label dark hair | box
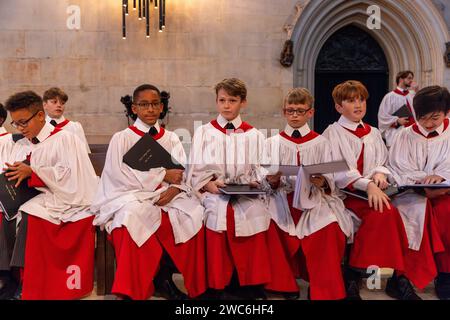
[413,85,450,119]
[121,84,170,121]
[396,70,414,85]
[43,87,68,103]
[4,91,44,113]
[0,103,6,126]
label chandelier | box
[122,0,166,39]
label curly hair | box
[121,84,170,121]
[0,103,6,126]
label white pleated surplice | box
[388,124,450,250]
[378,90,414,147]
[186,120,271,237]
[18,123,99,225]
[265,129,353,240]
[91,119,204,247]
[322,122,392,190]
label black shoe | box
[385,275,421,300]
[435,273,450,300]
[154,278,189,300]
[344,267,362,300]
[9,283,22,300]
[0,276,18,300]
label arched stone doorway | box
[290,0,449,130]
[314,25,389,133]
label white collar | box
[284,123,310,137]
[338,116,364,131]
[0,127,7,135]
[416,121,445,137]
[34,122,55,143]
[46,115,66,124]
[217,114,242,129]
[134,117,160,133]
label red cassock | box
[273,192,347,300]
[109,212,207,300]
[22,173,95,300]
[206,203,299,293]
[342,124,408,272]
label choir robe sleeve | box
[378,94,399,133]
[71,121,91,154]
[388,128,450,185]
[187,126,223,191]
[322,124,391,191]
[165,131,190,193]
[29,131,98,206]
[99,131,166,201]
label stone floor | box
[84,271,439,300]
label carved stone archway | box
[291,0,449,96]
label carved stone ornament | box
[445,42,450,68]
[280,0,309,67]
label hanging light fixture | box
[121,0,167,39]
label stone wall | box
[0,0,299,143]
[0,0,448,144]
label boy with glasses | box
[265,88,353,300]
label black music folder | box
[398,182,450,191]
[123,133,184,171]
[393,104,413,118]
[0,173,41,220]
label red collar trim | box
[210,119,253,134]
[279,130,320,144]
[129,125,165,140]
[54,119,70,128]
[342,123,372,138]
[412,118,449,138]
[394,89,409,96]
[0,132,10,137]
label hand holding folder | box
[393,104,413,118]
[0,172,41,220]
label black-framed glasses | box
[133,101,162,110]
[283,107,312,116]
[10,110,40,129]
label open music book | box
[262,160,349,177]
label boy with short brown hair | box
[323,80,416,300]
[187,78,298,299]
[43,87,90,153]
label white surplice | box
[186,115,271,237]
[265,123,353,240]
[46,115,91,153]
[18,122,99,225]
[0,127,15,170]
[91,118,204,247]
[322,116,392,192]
[388,121,450,250]
[378,88,415,147]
